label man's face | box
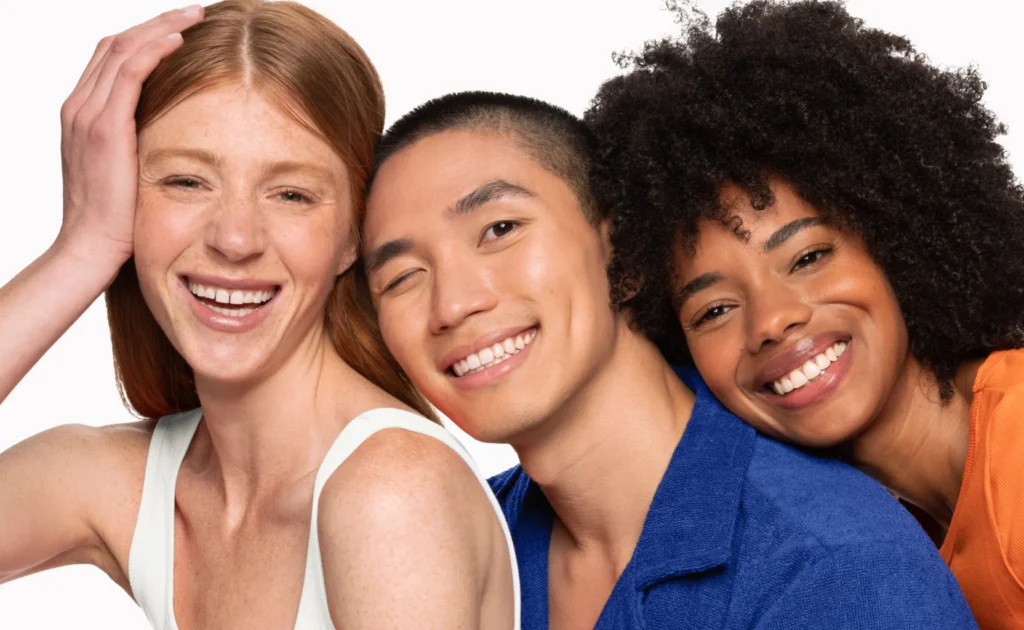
[363,130,618,444]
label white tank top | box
[127,407,521,629]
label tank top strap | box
[127,409,203,630]
[294,408,521,629]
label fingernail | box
[181,4,202,17]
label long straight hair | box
[106,0,436,421]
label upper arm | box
[317,429,502,629]
[754,542,978,629]
[0,422,147,585]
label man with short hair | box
[360,91,976,629]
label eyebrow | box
[673,272,723,310]
[761,217,823,253]
[365,179,535,278]
[142,147,223,168]
[673,216,826,308]
[260,160,337,182]
[364,238,413,276]
[449,179,535,217]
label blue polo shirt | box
[489,368,977,629]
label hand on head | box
[58,5,204,271]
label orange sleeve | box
[986,379,1024,587]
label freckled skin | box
[134,84,355,386]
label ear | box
[336,239,358,276]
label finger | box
[78,5,204,120]
[97,33,186,130]
[72,36,116,96]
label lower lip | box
[181,278,278,334]
[447,334,536,390]
[764,342,853,411]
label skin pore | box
[364,129,694,629]
[673,178,975,528]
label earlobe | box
[337,243,358,276]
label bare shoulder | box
[0,419,156,586]
[319,422,496,542]
[316,419,505,627]
[3,418,154,481]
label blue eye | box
[278,190,313,204]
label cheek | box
[132,196,195,291]
[378,306,431,384]
[688,330,744,398]
[271,215,345,285]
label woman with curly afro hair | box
[586,0,1024,625]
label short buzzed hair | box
[370,91,599,220]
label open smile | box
[181,275,281,333]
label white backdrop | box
[1,0,1022,627]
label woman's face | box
[134,83,355,385]
[671,179,909,447]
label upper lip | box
[754,332,851,388]
[439,325,537,372]
[182,272,281,291]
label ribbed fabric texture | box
[941,348,1024,629]
[490,367,979,629]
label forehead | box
[363,130,570,242]
[688,181,823,251]
[138,84,344,170]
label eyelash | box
[380,220,523,295]
[166,176,203,189]
[481,220,520,243]
[691,302,735,329]
[689,245,836,329]
[791,245,835,272]
[163,178,314,204]
[382,270,415,294]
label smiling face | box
[672,179,909,447]
[134,83,356,386]
[363,130,618,443]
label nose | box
[744,283,812,353]
[204,191,266,263]
[429,257,498,334]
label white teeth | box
[187,280,277,317]
[451,327,538,377]
[770,341,849,396]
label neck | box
[514,319,694,567]
[844,355,980,528]
[191,327,369,507]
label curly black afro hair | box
[585,0,1024,396]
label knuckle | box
[109,33,135,56]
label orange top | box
[941,348,1024,629]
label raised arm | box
[318,429,515,629]
[0,6,201,403]
[0,6,203,585]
